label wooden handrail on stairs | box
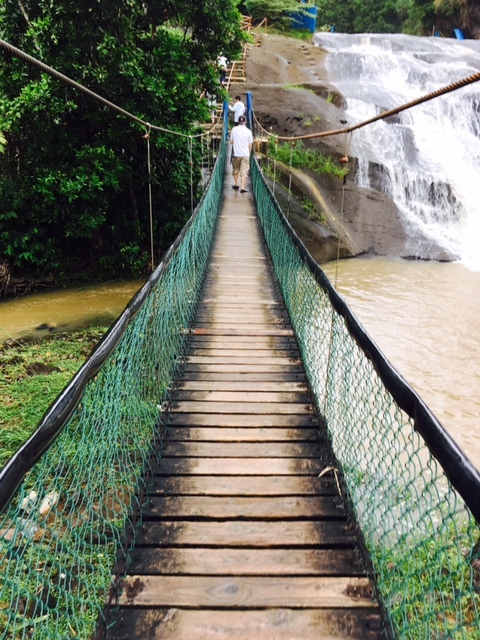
[224,15,268,89]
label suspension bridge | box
[1,43,480,639]
[106,158,382,639]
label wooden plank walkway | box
[108,164,385,639]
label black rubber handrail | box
[252,154,480,524]
[0,121,226,513]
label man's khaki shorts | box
[232,156,250,177]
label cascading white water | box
[313,33,480,269]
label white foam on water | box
[314,33,480,269]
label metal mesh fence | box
[251,155,480,640]
[0,117,227,640]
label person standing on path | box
[230,115,253,193]
[217,53,228,86]
[229,95,245,125]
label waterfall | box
[313,33,480,269]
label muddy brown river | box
[0,279,145,341]
[322,256,480,470]
[1,260,479,471]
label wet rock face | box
[243,34,458,264]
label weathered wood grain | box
[126,547,364,576]
[108,608,383,640]
[165,427,318,441]
[135,520,354,547]
[161,442,323,458]
[148,475,336,496]
[143,495,344,519]
[170,401,313,414]
[175,379,306,391]
[118,576,374,608]
[156,457,325,475]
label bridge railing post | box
[246,91,253,134]
[223,100,230,139]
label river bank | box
[0,326,108,467]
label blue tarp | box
[290,5,318,33]
[454,28,465,40]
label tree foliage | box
[245,0,307,29]
[0,0,243,280]
[315,0,453,34]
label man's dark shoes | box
[240,189,247,193]
[232,185,239,190]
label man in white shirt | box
[217,54,228,85]
[229,95,245,125]
[230,115,253,193]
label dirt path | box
[232,33,412,264]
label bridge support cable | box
[250,141,480,639]
[252,68,480,144]
[0,111,229,639]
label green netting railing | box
[251,155,480,640]
[0,113,228,640]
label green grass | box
[282,83,315,94]
[0,326,108,468]
[302,197,326,223]
[268,138,347,179]
[374,519,480,639]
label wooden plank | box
[182,364,303,374]
[192,328,294,336]
[118,576,374,608]
[143,495,343,519]
[188,348,300,358]
[170,401,313,414]
[166,427,319,441]
[177,372,308,382]
[125,547,364,576]
[200,285,279,292]
[134,520,353,547]
[195,322,285,330]
[189,335,297,346]
[203,273,274,280]
[185,356,301,366]
[175,380,306,392]
[191,300,284,314]
[161,442,323,458]
[108,608,383,640]
[156,457,324,475]
[168,413,316,427]
[148,475,336,496]
[200,292,280,307]
[195,318,286,326]
[172,390,308,403]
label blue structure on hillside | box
[291,0,318,33]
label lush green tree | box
[0,0,243,279]
[245,0,307,29]
[401,0,435,33]
[316,0,355,33]
[352,0,403,32]
[315,0,437,33]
